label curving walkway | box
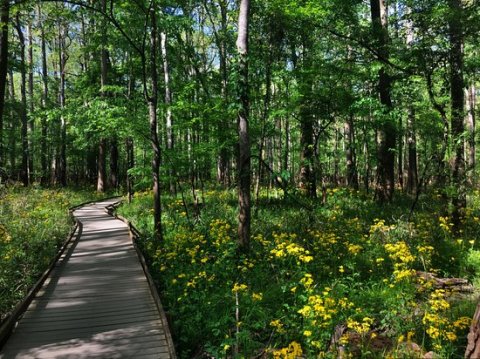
[0,198,175,359]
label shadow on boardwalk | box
[0,198,175,359]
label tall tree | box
[14,15,30,186]
[38,5,49,186]
[449,0,466,227]
[370,0,395,202]
[149,2,163,241]
[0,0,9,169]
[161,28,174,193]
[27,21,34,182]
[97,0,108,192]
[236,0,251,249]
[57,17,68,186]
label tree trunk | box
[236,0,251,250]
[97,140,106,192]
[126,137,134,202]
[449,0,466,228]
[371,0,395,202]
[39,5,49,186]
[8,70,15,178]
[217,0,230,186]
[160,30,175,194]
[15,16,30,187]
[0,0,9,168]
[406,106,418,194]
[27,21,34,182]
[299,93,316,198]
[97,0,108,192]
[110,138,118,188]
[283,118,289,175]
[466,83,475,185]
[58,21,67,186]
[255,44,272,203]
[345,114,359,189]
[398,116,403,190]
[149,5,163,242]
[466,302,480,358]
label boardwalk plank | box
[0,199,175,358]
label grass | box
[0,185,106,321]
[118,186,480,358]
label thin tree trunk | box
[97,0,108,192]
[449,0,466,228]
[58,21,67,186]
[236,0,251,250]
[283,118,289,174]
[8,70,15,178]
[216,0,230,186]
[406,106,418,194]
[398,116,403,190]
[97,139,106,192]
[38,5,49,186]
[110,138,118,188]
[149,4,163,241]
[466,83,475,184]
[126,137,134,202]
[345,114,359,189]
[0,0,9,168]
[255,44,272,204]
[299,96,316,197]
[334,127,339,185]
[15,16,30,187]
[27,22,34,182]
[160,30,175,194]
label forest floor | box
[118,186,480,358]
[1,185,480,358]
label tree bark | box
[58,20,67,186]
[255,44,273,203]
[299,87,316,198]
[97,0,108,192]
[0,0,9,168]
[149,4,163,241]
[466,302,480,358]
[7,70,15,178]
[406,106,418,194]
[236,0,251,250]
[27,22,34,182]
[126,136,134,202]
[15,16,30,187]
[466,83,475,185]
[371,0,395,202]
[345,114,358,189]
[160,29,175,194]
[217,0,230,186]
[109,138,118,188]
[38,5,49,186]
[449,0,466,228]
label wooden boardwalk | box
[0,198,175,359]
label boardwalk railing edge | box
[0,214,82,350]
[105,201,178,359]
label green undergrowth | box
[118,187,480,358]
[0,186,106,321]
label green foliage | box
[0,187,102,321]
[118,187,480,358]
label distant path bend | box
[0,198,175,359]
